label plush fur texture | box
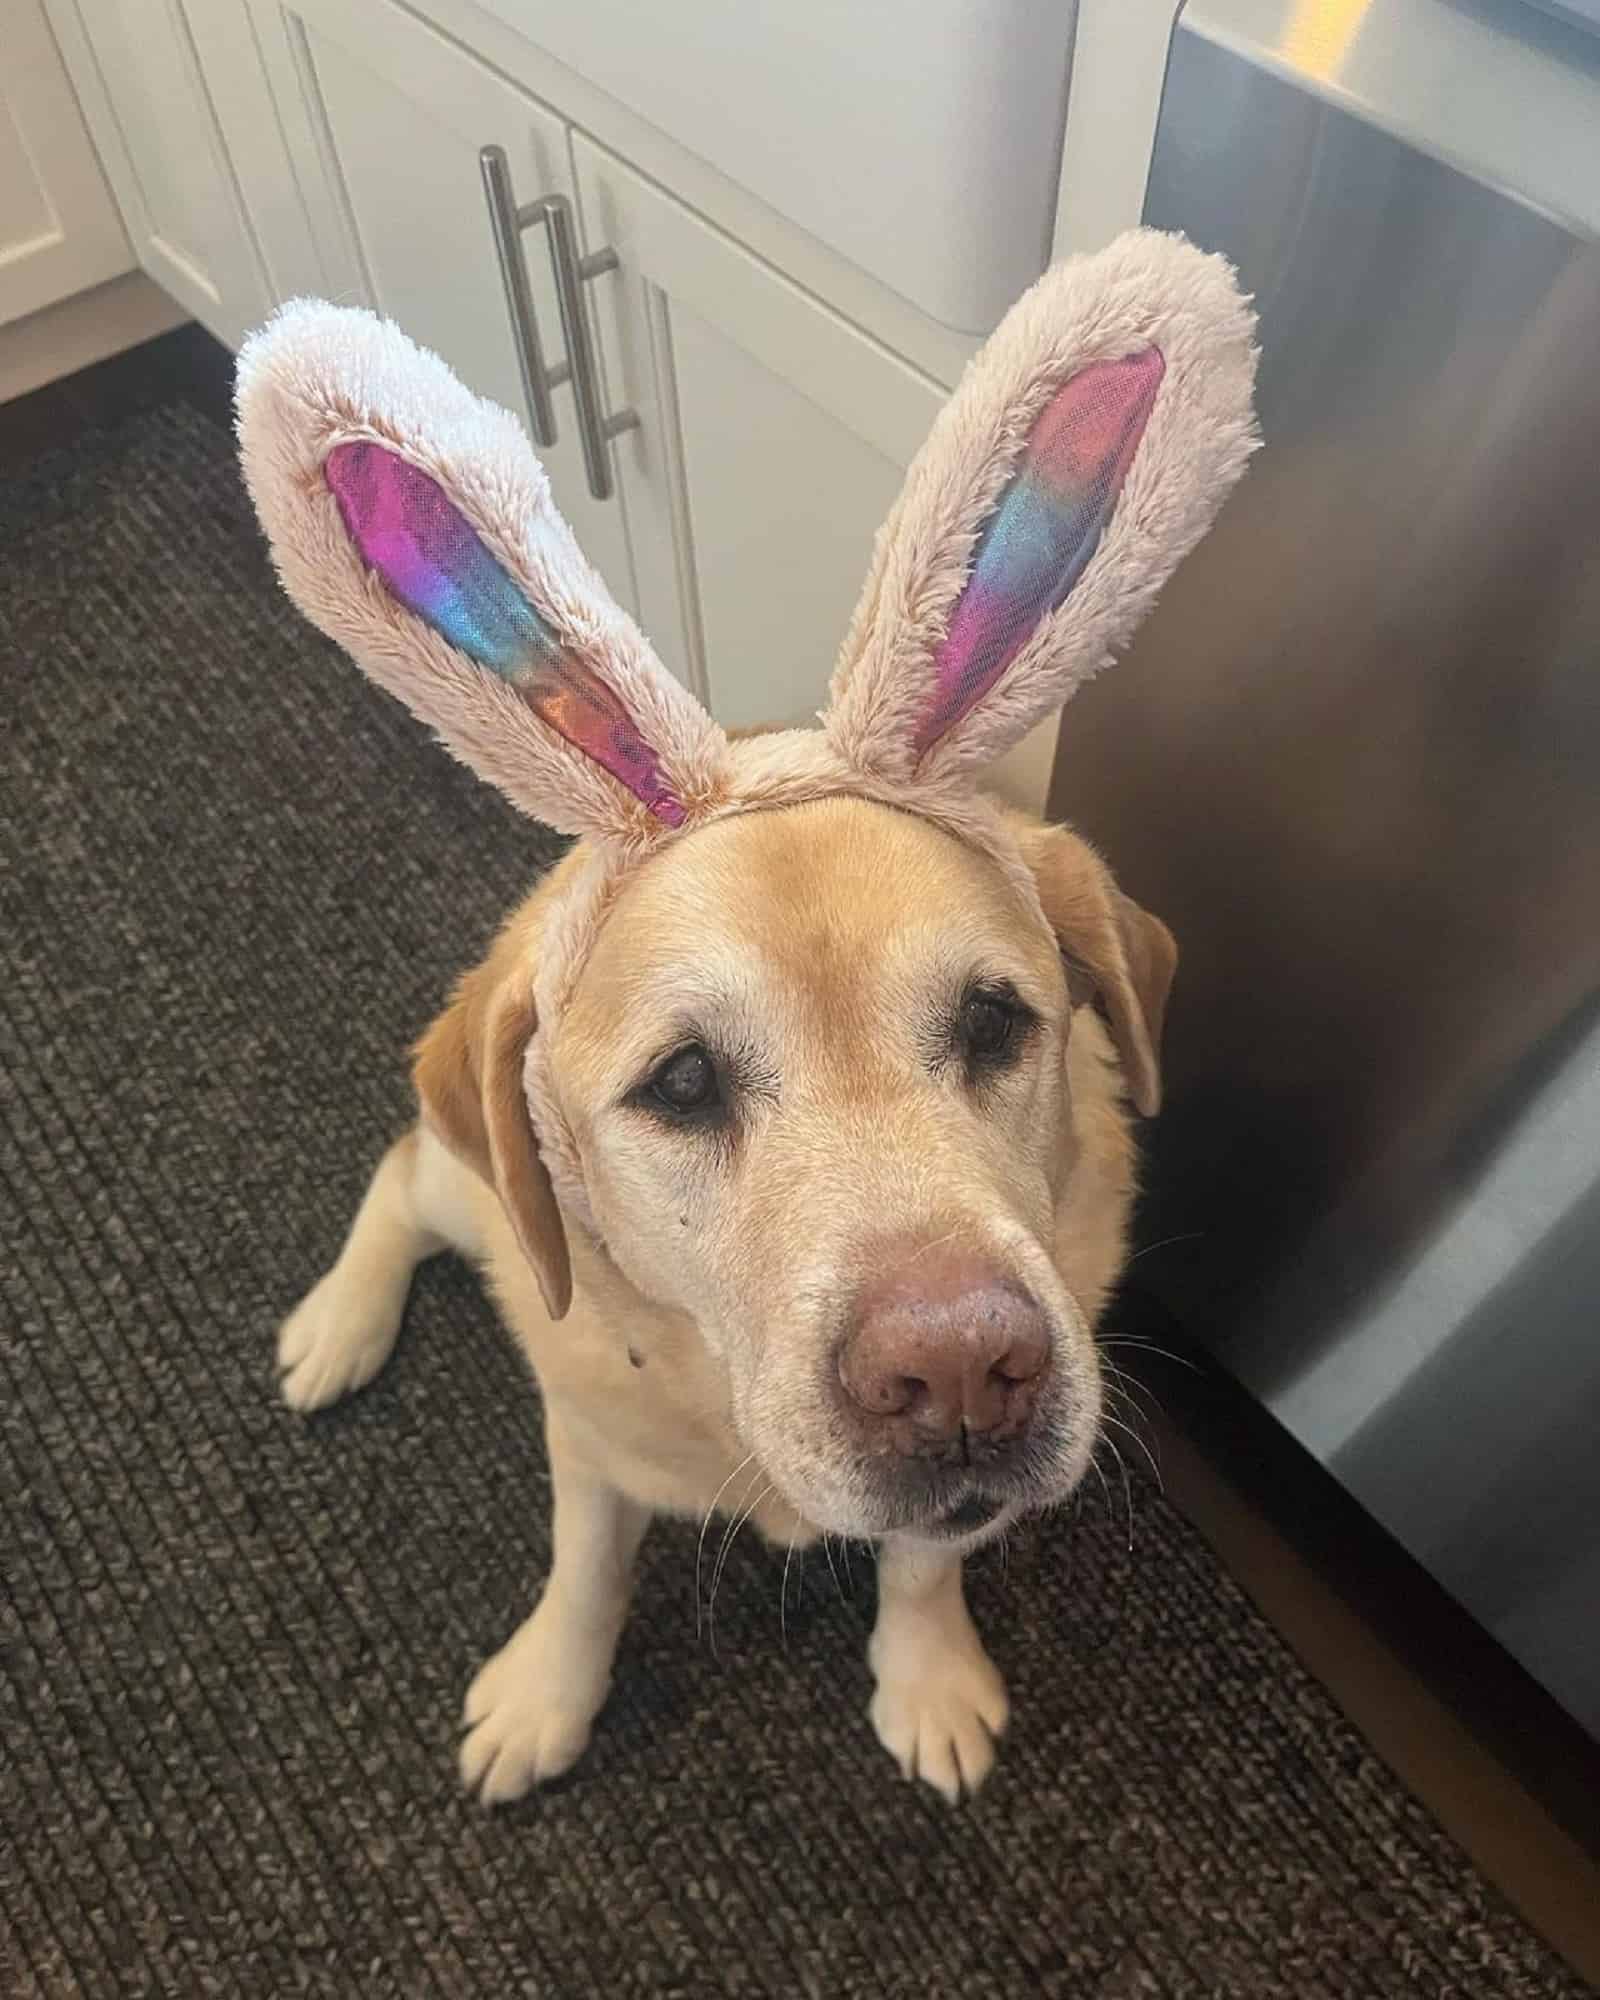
[826,231,1260,785]
[235,302,728,850]
[236,232,1257,1223]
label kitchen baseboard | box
[0,271,184,408]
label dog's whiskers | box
[1087,1451,1115,1523]
[1123,1230,1205,1267]
[1099,1335,1202,1376]
[1099,1380,1164,1459]
[706,1469,772,1657]
[820,1534,847,1605]
[1100,1407,1163,1493]
[1098,1362,1166,1473]
[1099,1431,1136,1553]
[695,1452,756,1641]
[779,1531,802,1649]
[1098,1354,1162,1415]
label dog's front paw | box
[458,1607,609,1806]
[277,1267,403,1411]
[868,1626,1010,1805]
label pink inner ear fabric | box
[914,347,1165,758]
[324,440,685,825]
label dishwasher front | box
[1050,0,1600,1741]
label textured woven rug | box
[1,394,1583,1999]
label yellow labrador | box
[278,795,1173,1801]
[238,229,1254,1803]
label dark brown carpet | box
[0,392,1585,1999]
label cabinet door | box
[572,134,942,728]
[1,0,133,326]
[252,0,634,617]
[43,0,272,345]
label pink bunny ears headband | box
[236,226,1257,976]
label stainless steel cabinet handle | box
[478,143,568,449]
[478,147,637,500]
[536,191,639,502]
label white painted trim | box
[1053,0,1182,259]
[1038,0,1186,817]
[1,0,135,325]
[0,269,184,403]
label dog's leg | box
[277,1124,479,1411]
[868,1538,1009,1803]
[460,1415,651,1804]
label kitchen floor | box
[3,325,1595,1998]
[1130,1344,1600,1985]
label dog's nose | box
[838,1245,1051,1453]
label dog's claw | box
[277,1268,404,1411]
[457,1608,608,1805]
[869,1643,1009,1803]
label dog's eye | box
[649,1045,719,1116]
[953,983,1036,1078]
[961,991,1016,1058]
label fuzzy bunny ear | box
[236,301,724,843]
[824,231,1258,786]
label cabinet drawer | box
[471,0,1073,334]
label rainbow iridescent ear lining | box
[236,231,1257,857]
[822,231,1258,789]
[913,348,1164,759]
[236,303,724,847]
[323,441,687,825]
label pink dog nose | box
[838,1244,1051,1453]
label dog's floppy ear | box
[412,916,571,1319]
[236,300,724,844]
[1018,821,1177,1119]
[823,230,1257,788]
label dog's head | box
[565,797,1174,1537]
[410,795,1173,1541]
[237,232,1253,1540]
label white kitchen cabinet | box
[31,0,1062,803]
[250,0,636,629]
[249,0,946,730]
[570,136,945,728]
[42,0,273,346]
[1,0,133,327]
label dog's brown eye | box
[651,1045,718,1114]
[950,982,1037,1081]
[961,993,1015,1058]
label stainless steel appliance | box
[1051,0,1600,1737]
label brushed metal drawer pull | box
[535,190,639,502]
[479,148,637,500]
[478,143,567,448]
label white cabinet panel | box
[468,0,1071,333]
[667,305,905,730]
[1,0,133,326]
[45,0,272,344]
[571,134,943,730]
[180,2,329,303]
[254,0,634,617]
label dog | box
[277,789,1174,1802]
[238,230,1255,1803]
